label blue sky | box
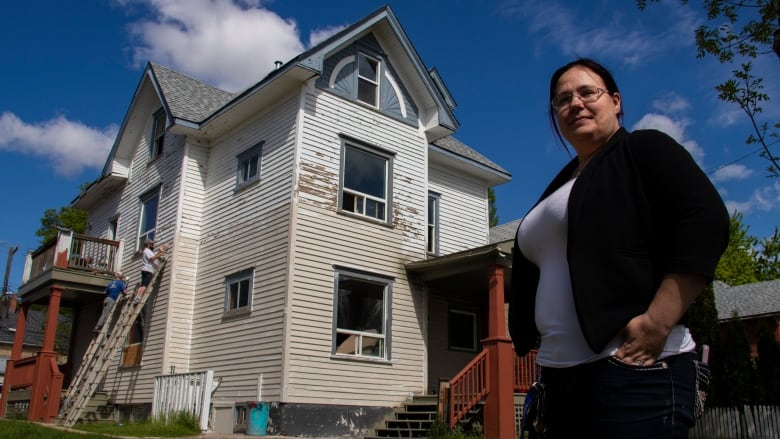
[1,0,778,292]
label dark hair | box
[548,58,624,151]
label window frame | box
[338,138,394,224]
[236,142,263,189]
[332,267,392,361]
[448,308,479,352]
[427,192,440,256]
[121,304,148,367]
[356,52,380,107]
[137,188,160,251]
[150,109,166,160]
[224,268,254,318]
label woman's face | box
[553,66,621,157]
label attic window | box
[151,109,166,160]
[357,53,379,107]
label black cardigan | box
[508,128,729,356]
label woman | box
[508,58,729,438]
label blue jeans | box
[538,352,697,439]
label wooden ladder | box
[59,261,167,427]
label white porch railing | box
[152,370,215,431]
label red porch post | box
[28,285,64,422]
[481,264,514,439]
[0,298,27,418]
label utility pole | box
[2,245,19,318]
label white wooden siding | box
[102,81,189,404]
[186,93,299,402]
[429,166,489,255]
[285,88,429,406]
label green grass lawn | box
[0,412,200,438]
[0,420,112,439]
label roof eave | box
[429,144,511,186]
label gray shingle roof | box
[0,309,46,346]
[713,279,780,320]
[149,62,235,124]
[489,219,522,244]
[432,136,509,176]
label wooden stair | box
[366,395,438,438]
[365,394,483,438]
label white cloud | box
[631,113,705,164]
[0,112,117,177]
[498,0,701,67]
[309,25,347,48]
[724,181,780,214]
[711,164,753,183]
[651,93,691,114]
[752,181,780,211]
[126,0,306,92]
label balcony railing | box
[24,230,121,283]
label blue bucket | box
[246,402,269,436]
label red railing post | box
[0,301,28,418]
[28,285,64,422]
[482,264,514,439]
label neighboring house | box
[713,279,780,356]
[1,6,515,436]
[0,308,44,391]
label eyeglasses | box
[551,86,610,110]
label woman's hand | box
[615,312,671,366]
[615,272,707,366]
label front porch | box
[407,240,531,439]
[0,230,121,422]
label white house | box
[2,6,514,436]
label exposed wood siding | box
[429,166,489,255]
[187,94,299,402]
[285,88,428,406]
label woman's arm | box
[615,273,707,365]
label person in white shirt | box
[132,239,168,303]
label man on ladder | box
[133,239,168,304]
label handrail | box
[444,349,538,428]
[448,349,489,427]
[513,350,538,393]
[26,232,120,281]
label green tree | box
[488,187,498,227]
[754,319,780,404]
[686,284,726,403]
[637,0,780,176]
[36,207,88,244]
[718,315,756,405]
[755,226,780,280]
[715,212,760,285]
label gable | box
[315,33,418,126]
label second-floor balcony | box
[19,230,123,304]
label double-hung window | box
[357,52,380,107]
[427,192,440,256]
[333,269,391,359]
[236,142,263,188]
[137,189,160,250]
[340,141,392,222]
[151,109,166,160]
[225,269,253,316]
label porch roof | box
[405,241,513,299]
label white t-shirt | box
[141,247,157,273]
[517,178,695,367]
